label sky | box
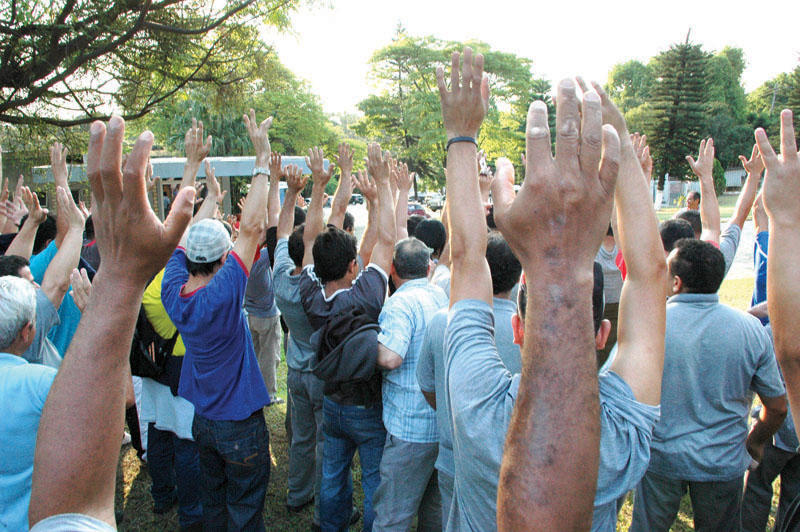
[264,0,800,114]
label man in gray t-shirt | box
[631,239,787,532]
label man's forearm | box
[699,174,721,242]
[328,171,351,228]
[376,181,395,246]
[358,200,379,264]
[240,174,268,235]
[446,143,484,264]
[277,189,299,240]
[41,228,83,308]
[302,182,328,266]
[730,172,760,228]
[4,219,39,258]
[179,161,202,190]
[30,275,142,526]
[395,189,409,240]
[267,176,281,228]
[498,275,599,531]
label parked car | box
[426,193,444,211]
[408,202,430,218]
[349,193,364,205]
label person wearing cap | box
[161,111,274,531]
[370,237,448,531]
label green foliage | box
[355,28,551,191]
[606,60,654,113]
[713,158,726,196]
[788,65,800,144]
[643,41,709,189]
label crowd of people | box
[2,46,800,532]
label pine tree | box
[645,35,709,190]
[787,64,800,145]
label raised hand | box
[204,160,226,203]
[687,138,715,180]
[335,142,354,177]
[285,164,309,194]
[306,146,335,184]
[145,159,156,191]
[492,80,620,268]
[758,110,800,227]
[56,186,84,230]
[753,192,768,234]
[87,117,195,285]
[353,169,377,204]
[78,200,90,220]
[478,166,495,202]
[14,174,24,204]
[21,187,48,225]
[269,152,283,180]
[237,197,246,212]
[740,144,765,177]
[366,143,391,185]
[436,47,489,140]
[243,109,273,167]
[69,268,92,313]
[393,161,413,192]
[184,118,212,165]
[50,142,69,183]
[631,133,653,182]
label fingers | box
[579,90,603,176]
[462,48,473,89]
[450,52,460,93]
[751,143,759,162]
[123,130,155,209]
[436,66,448,100]
[525,101,553,177]
[555,79,581,166]
[686,155,697,170]
[163,186,196,247]
[100,116,125,202]
[755,128,778,168]
[780,109,798,161]
[491,157,516,225]
[598,125,621,195]
[87,121,107,202]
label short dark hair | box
[312,226,358,283]
[518,261,604,335]
[294,206,307,226]
[407,214,426,237]
[687,190,701,202]
[659,219,695,252]
[343,211,355,233]
[18,214,57,255]
[668,238,725,294]
[486,231,521,295]
[0,255,31,277]
[185,255,224,276]
[393,238,430,280]
[288,224,305,268]
[413,219,446,257]
[675,209,701,237]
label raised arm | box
[302,147,335,267]
[40,187,85,310]
[233,110,272,272]
[328,142,353,228]
[5,187,48,258]
[267,152,283,228]
[365,143,396,273]
[687,138,721,244]
[29,117,195,528]
[277,165,308,240]
[179,119,212,191]
[493,79,620,531]
[759,109,800,437]
[50,143,70,248]
[354,169,379,265]
[590,80,666,406]
[393,161,412,241]
[729,144,765,229]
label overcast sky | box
[265,0,799,114]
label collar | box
[667,293,719,304]
[493,297,517,312]
[395,277,430,293]
[0,352,27,367]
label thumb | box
[164,187,195,246]
[491,158,516,225]
[739,155,747,167]
[686,156,696,168]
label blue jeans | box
[192,411,270,532]
[320,397,385,532]
[147,423,203,528]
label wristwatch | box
[252,166,269,177]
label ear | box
[595,319,611,351]
[19,321,35,346]
[390,262,397,278]
[512,313,524,346]
[672,274,683,295]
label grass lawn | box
[117,274,776,531]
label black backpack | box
[129,305,179,379]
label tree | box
[355,28,551,190]
[605,60,654,113]
[0,0,302,127]
[644,37,709,189]
[788,64,800,144]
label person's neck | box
[602,235,615,251]
[184,272,215,294]
[494,290,512,301]
[324,277,352,298]
[4,340,28,357]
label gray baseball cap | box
[185,219,233,263]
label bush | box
[713,158,726,196]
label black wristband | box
[446,136,478,151]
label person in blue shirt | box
[162,111,273,532]
[0,275,57,532]
[371,237,448,530]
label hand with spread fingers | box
[285,164,309,194]
[243,109,273,168]
[184,118,212,166]
[353,169,377,205]
[335,142,354,178]
[687,138,715,180]
[631,133,653,182]
[306,146,335,186]
[269,152,283,181]
[740,143,765,177]
[366,143,391,185]
[436,47,489,140]
[69,268,92,313]
[21,187,48,225]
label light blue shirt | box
[378,277,447,443]
[649,293,786,482]
[0,353,57,531]
[444,300,659,532]
[272,238,317,372]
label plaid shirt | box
[378,277,448,442]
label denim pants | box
[192,411,270,532]
[287,369,325,522]
[320,397,385,532]
[742,440,800,531]
[147,423,203,528]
